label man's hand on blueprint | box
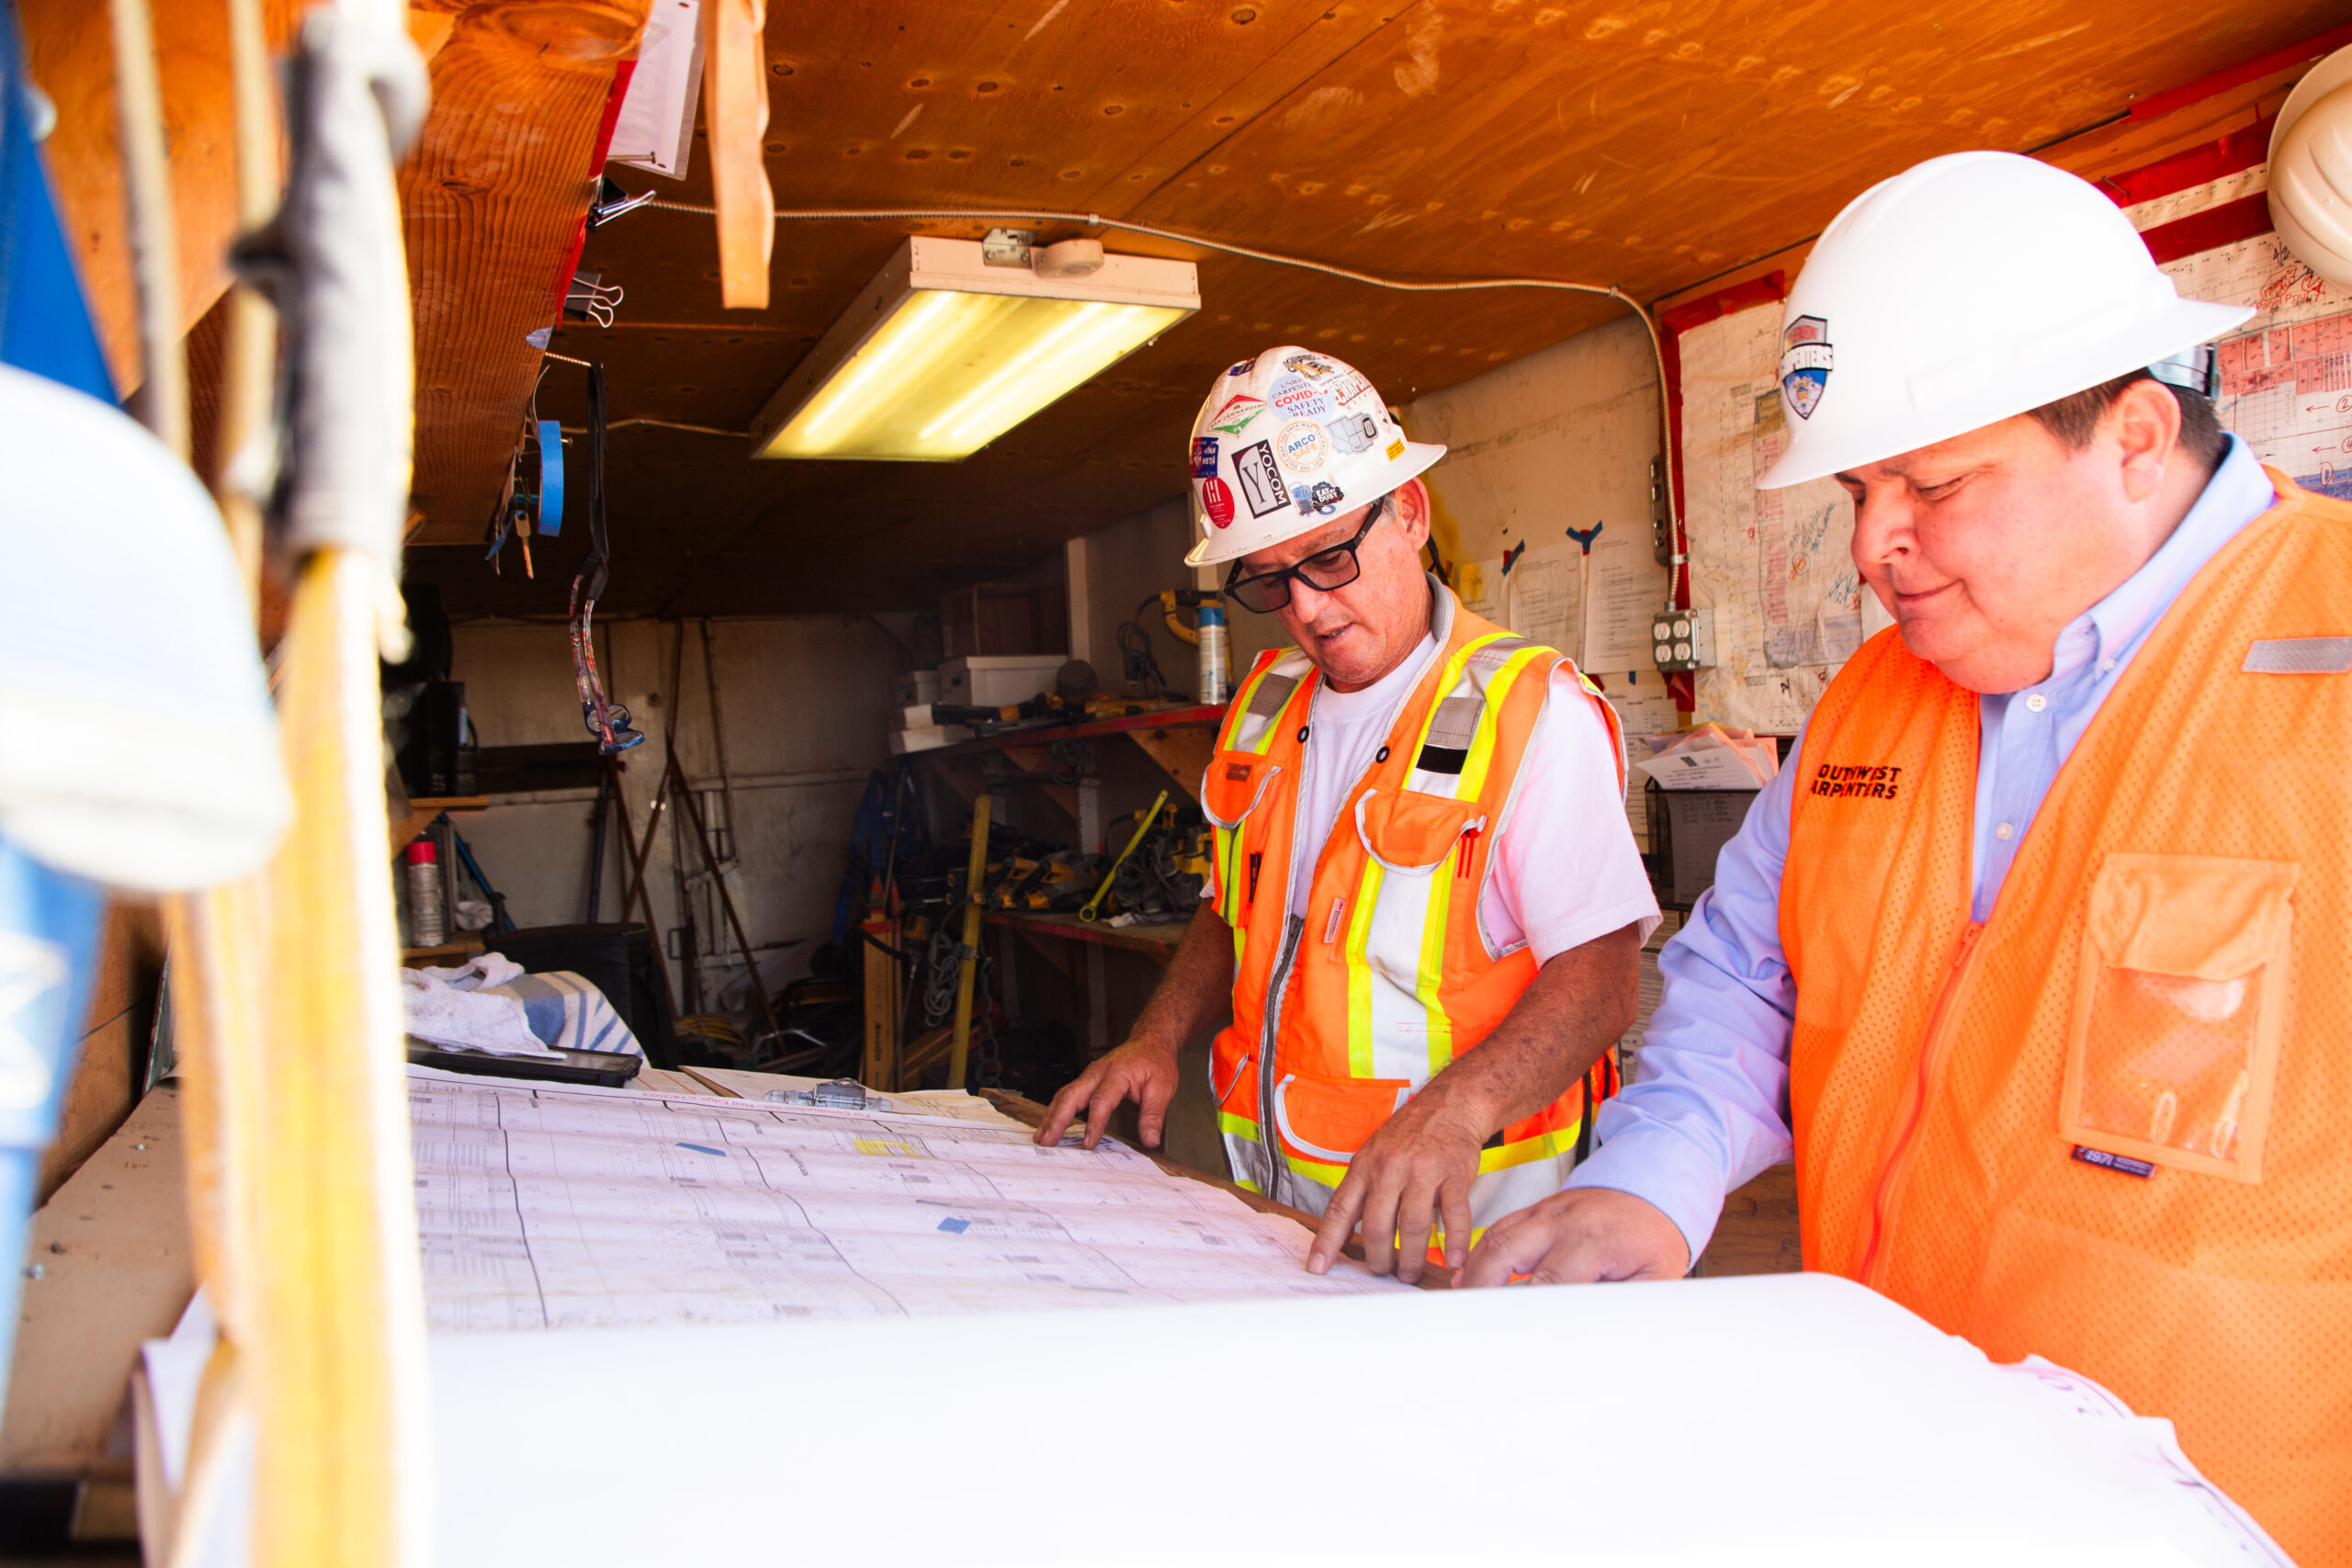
[1034,1037,1182,1152]
[1304,1080,1489,1286]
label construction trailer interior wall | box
[445,616,900,1003]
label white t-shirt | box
[1271,635,1661,962]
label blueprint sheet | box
[408,1067,1403,1330]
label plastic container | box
[939,655,1067,708]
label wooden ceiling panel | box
[404,0,2352,620]
[1124,0,2350,299]
[401,0,652,539]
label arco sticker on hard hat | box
[1191,436,1219,479]
[1278,419,1327,471]
[1202,477,1236,527]
[1233,440,1290,517]
[1780,316,1834,421]
[1209,394,1264,435]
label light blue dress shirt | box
[1566,435,2283,1259]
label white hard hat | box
[0,366,290,891]
[2268,44,2352,290]
[1182,346,1444,567]
[1756,152,2253,491]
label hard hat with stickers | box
[1182,346,1445,567]
[1754,152,2251,491]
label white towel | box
[401,956,644,1060]
[401,958,557,1058]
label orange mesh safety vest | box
[1781,470,2352,1567]
[1201,581,1623,1249]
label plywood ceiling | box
[403,0,2349,620]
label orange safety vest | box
[1200,580,1623,1247]
[1781,469,2352,1567]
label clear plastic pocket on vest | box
[2061,854,2296,1183]
[1202,750,1280,831]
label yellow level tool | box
[1080,790,1169,924]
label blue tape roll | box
[536,419,563,536]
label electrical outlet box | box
[1651,607,1715,672]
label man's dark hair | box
[2025,371,2226,465]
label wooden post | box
[947,796,991,1089]
[861,911,899,1090]
[701,0,771,309]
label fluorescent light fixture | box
[752,236,1200,461]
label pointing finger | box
[1032,1066,1102,1146]
[1306,1172,1368,1275]
[1439,1171,1476,1273]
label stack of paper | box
[1634,722,1781,790]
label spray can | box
[404,838,447,948]
[1197,599,1229,705]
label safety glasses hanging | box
[1220,493,1390,615]
[569,362,643,754]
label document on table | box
[408,1067,1404,1331]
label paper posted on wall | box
[1677,305,1866,733]
[1503,543,1581,652]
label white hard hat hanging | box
[2268,43,2352,291]
[1755,152,2253,491]
[1182,346,1446,567]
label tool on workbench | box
[947,795,992,1089]
[1081,789,1169,923]
[1111,805,1211,921]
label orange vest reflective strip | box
[1781,470,2352,1568]
[1203,582,1623,1249]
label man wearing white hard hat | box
[1462,151,2349,1565]
[1034,347,1659,1283]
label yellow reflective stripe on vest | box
[1335,633,1517,1081]
[1211,649,1315,939]
[1401,639,1551,1077]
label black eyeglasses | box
[1221,495,1392,614]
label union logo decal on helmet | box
[1208,394,1264,435]
[1780,314,1834,421]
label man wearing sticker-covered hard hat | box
[1462,149,2349,1565]
[1033,347,1660,1283]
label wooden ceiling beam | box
[401,0,651,546]
[17,0,301,395]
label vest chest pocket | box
[2061,854,2297,1184]
[1352,788,1482,875]
[1202,750,1281,832]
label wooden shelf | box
[987,908,1189,959]
[394,795,492,849]
[921,703,1223,760]
[401,938,484,965]
[910,704,1225,807]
